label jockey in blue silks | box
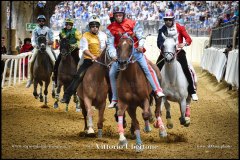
[106,6,165,108]
[26,15,55,88]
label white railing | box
[1,50,60,88]
[2,52,33,88]
[201,47,239,89]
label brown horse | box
[76,48,112,138]
[53,38,80,112]
[115,33,165,152]
[32,33,53,105]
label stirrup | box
[108,100,118,109]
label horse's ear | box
[162,32,167,40]
[131,33,136,39]
[36,32,39,37]
[44,32,47,36]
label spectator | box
[52,39,60,50]
[20,38,33,78]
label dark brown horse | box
[115,33,164,152]
[32,33,53,105]
[53,38,80,112]
[76,48,112,138]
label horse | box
[76,48,112,138]
[159,32,195,132]
[53,38,80,112]
[32,33,54,105]
[115,33,164,152]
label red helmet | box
[163,10,175,19]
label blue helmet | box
[37,15,46,21]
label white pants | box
[28,46,55,79]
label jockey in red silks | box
[106,5,165,108]
[156,10,198,101]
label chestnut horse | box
[76,48,112,138]
[115,33,165,152]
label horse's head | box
[162,32,178,63]
[116,33,134,71]
[37,33,47,53]
[59,38,70,57]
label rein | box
[92,49,113,68]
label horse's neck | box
[122,63,140,81]
[164,58,178,84]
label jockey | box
[61,15,107,103]
[53,18,82,85]
[107,6,165,108]
[156,10,198,101]
[26,15,55,88]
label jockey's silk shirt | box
[31,26,54,47]
[106,18,145,58]
[59,28,82,47]
[80,31,107,59]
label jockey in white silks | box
[26,15,55,88]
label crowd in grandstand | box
[50,1,239,36]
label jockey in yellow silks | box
[61,15,107,103]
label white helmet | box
[88,15,101,26]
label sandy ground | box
[1,65,239,159]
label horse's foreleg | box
[51,75,56,98]
[84,98,95,136]
[117,101,128,147]
[128,106,143,152]
[33,80,39,99]
[165,100,173,129]
[97,102,106,138]
[39,81,44,102]
[142,99,152,133]
[184,95,192,127]
[74,94,81,112]
[54,84,61,109]
[179,99,187,125]
[44,80,50,105]
[154,97,167,137]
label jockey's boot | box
[108,100,118,109]
[60,70,85,104]
[191,93,198,101]
[155,89,165,98]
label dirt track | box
[2,65,239,159]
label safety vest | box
[83,32,101,59]
[107,18,139,48]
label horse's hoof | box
[53,102,58,109]
[34,96,38,99]
[179,117,186,125]
[76,108,81,112]
[143,126,152,133]
[149,116,155,124]
[153,121,159,128]
[98,129,103,138]
[134,144,144,153]
[166,119,173,129]
[184,117,190,127]
[159,130,167,138]
[40,98,44,102]
[118,139,128,147]
[52,92,55,98]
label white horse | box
[157,32,196,137]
